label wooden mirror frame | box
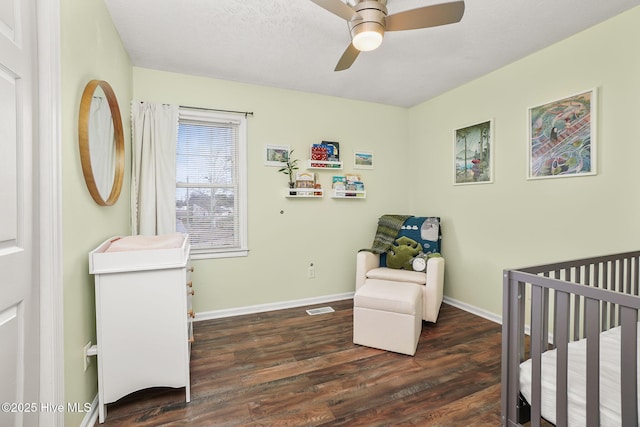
[78,79,125,206]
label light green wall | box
[60,0,132,425]
[408,6,640,316]
[132,68,411,313]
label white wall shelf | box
[331,189,366,199]
[285,188,324,198]
[306,160,343,170]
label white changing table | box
[89,233,194,423]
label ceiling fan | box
[310,0,465,71]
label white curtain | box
[130,102,179,235]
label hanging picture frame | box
[527,89,596,179]
[354,151,374,169]
[454,120,493,185]
[264,145,291,167]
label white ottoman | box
[353,279,423,356]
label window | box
[175,108,247,258]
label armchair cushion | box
[366,267,426,285]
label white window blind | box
[176,108,247,258]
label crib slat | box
[610,261,616,326]
[620,307,638,425]
[624,258,633,295]
[607,261,615,328]
[632,257,640,295]
[602,262,610,329]
[555,291,570,426]
[501,276,527,425]
[573,266,582,340]
[585,297,600,427]
[530,284,544,426]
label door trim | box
[37,0,64,425]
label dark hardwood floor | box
[100,300,503,426]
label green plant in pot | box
[278,150,299,194]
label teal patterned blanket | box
[361,214,413,254]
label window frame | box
[176,107,248,259]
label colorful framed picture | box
[264,145,291,167]
[454,120,493,185]
[528,89,596,179]
[354,151,374,169]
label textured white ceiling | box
[103,0,640,107]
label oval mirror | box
[78,80,125,206]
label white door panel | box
[0,0,39,425]
[0,0,17,43]
[0,67,19,248]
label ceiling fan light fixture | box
[351,22,384,51]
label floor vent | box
[306,306,335,316]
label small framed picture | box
[264,145,291,166]
[354,151,374,169]
[527,89,596,179]
[454,120,493,185]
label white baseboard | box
[443,296,502,325]
[194,293,502,324]
[79,394,99,427]
[194,292,355,322]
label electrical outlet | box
[308,264,315,279]
[83,341,92,372]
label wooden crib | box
[501,251,640,426]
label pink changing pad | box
[105,233,185,252]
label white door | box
[0,0,40,425]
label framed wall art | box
[354,151,374,169]
[528,89,596,179]
[264,145,291,167]
[454,120,493,185]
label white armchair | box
[355,251,445,322]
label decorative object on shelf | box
[321,141,340,161]
[310,142,342,168]
[332,175,346,191]
[454,120,493,185]
[345,173,364,197]
[278,149,300,192]
[354,151,374,169]
[265,144,291,166]
[295,171,316,196]
[331,174,366,198]
[528,89,596,179]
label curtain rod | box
[179,105,254,118]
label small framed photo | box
[454,120,493,185]
[354,151,374,169]
[528,89,596,179]
[264,145,291,167]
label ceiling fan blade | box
[309,0,360,22]
[385,1,465,31]
[335,43,360,71]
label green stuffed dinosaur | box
[386,236,422,270]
